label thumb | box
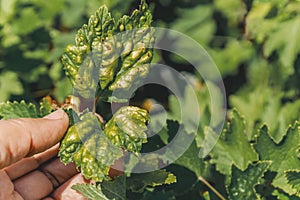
[0,109,69,169]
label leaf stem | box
[198,176,226,200]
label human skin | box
[0,109,88,200]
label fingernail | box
[44,109,65,120]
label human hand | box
[0,110,89,200]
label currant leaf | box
[71,183,110,200]
[205,109,258,175]
[227,161,271,200]
[254,121,300,195]
[0,98,53,119]
[104,106,150,153]
[285,170,300,194]
[59,112,123,182]
[61,0,154,101]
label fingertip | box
[44,109,69,134]
[44,110,69,123]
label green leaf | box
[104,106,150,153]
[0,71,23,102]
[141,190,176,200]
[246,1,300,77]
[11,7,42,35]
[127,169,176,193]
[246,2,277,43]
[285,170,300,193]
[206,109,259,175]
[209,39,254,76]
[263,16,300,76]
[101,176,126,200]
[214,0,246,27]
[59,112,123,182]
[170,5,214,48]
[272,189,300,200]
[254,122,300,195]
[230,86,300,142]
[0,98,54,120]
[174,140,206,178]
[72,183,110,200]
[227,161,271,200]
[0,100,39,119]
[167,77,205,135]
[73,176,126,200]
[39,98,53,116]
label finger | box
[39,158,78,188]
[4,144,59,180]
[51,174,89,200]
[14,170,54,200]
[0,109,69,168]
[0,170,23,200]
[13,160,78,200]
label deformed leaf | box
[61,0,154,101]
[59,112,123,182]
[227,161,271,200]
[104,106,150,153]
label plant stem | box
[198,176,226,200]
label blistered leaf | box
[206,109,258,175]
[254,122,300,195]
[104,106,150,153]
[59,112,123,182]
[227,161,271,200]
[61,0,154,101]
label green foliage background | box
[0,0,299,199]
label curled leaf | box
[59,112,123,182]
[61,0,154,101]
[104,106,150,153]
